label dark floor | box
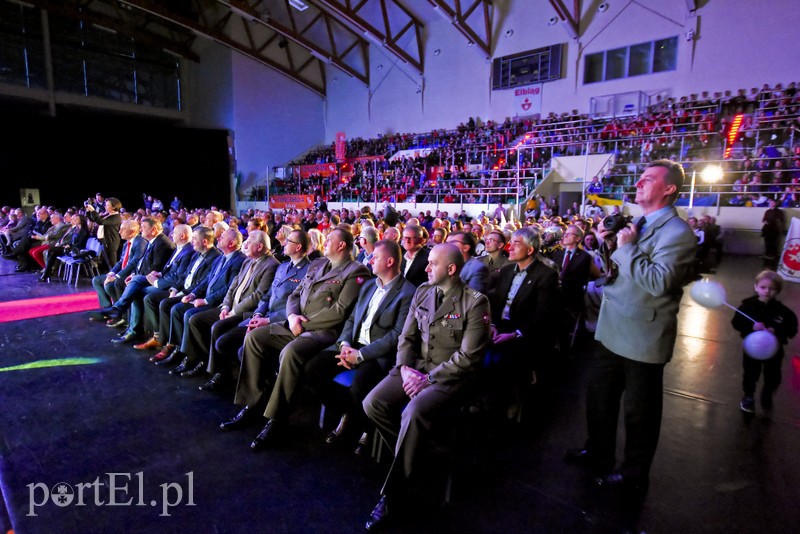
[1,255,799,534]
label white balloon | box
[743,330,780,360]
[690,279,727,308]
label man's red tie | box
[121,241,131,268]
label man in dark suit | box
[148,227,222,359]
[201,229,312,392]
[175,230,279,377]
[400,224,429,287]
[89,219,147,311]
[549,224,597,354]
[131,217,176,277]
[566,160,697,491]
[305,239,416,452]
[221,227,370,449]
[362,243,491,530]
[162,228,246,373]
[550,224,594,314]
[488,227,560,405]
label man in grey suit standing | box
[566,160,697,491]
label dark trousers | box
[586,343,665,480]
[185,310,241,365]
[210,324,248,375]
[742,350,784,397]
[763,233,780,259]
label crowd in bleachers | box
[271,82,800,207]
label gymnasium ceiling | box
[11,0,508,96]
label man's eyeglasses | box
[286,239,300,245]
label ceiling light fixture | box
[288,0,309,12]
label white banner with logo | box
[778,217,800,282]
[513,84,542,116]
[389,148,434,162]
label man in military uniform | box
[362,243,491,531]
[222,227,371,449]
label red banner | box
[269,195,315,210]
[293,163,338,178]
[335,132,346,161]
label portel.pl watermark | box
[27,472,195,517]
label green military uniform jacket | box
[396,280,491,389]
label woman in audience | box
[307,228,325,260]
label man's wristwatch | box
[355,351,364,365]
[426,373,437,384]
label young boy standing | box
[732,270,797,413]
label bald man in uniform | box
[362,243,491,531]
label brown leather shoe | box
[150,344,175,362]
[134,337,162,351]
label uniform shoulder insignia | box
[471,290,484,299]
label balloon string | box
[723,302,757,323]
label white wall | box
[228,54,325,198]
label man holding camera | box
[566,160,696,492]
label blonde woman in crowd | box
[307,228,325,260]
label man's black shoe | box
[200,372,225,392]
[180,361,206,378]
[219,406,259,431]
[250,420,282,451]
[365,495,390,531]
[169,356,190,375]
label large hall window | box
[584,36,678,84]
[0,2,182,110]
